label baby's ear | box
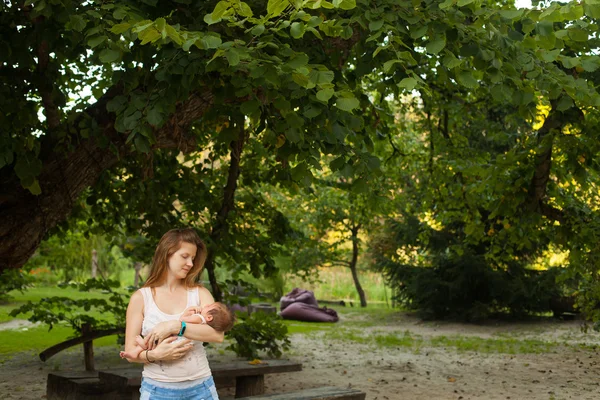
[205,314,213,322]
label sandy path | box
[1,311,600,399]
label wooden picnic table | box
[95,359,302,398]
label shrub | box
[226,311,291,359]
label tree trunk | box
[204,121,247,301]
[91,250,98,279]
[0,87,214,273]
[133,262,142,287]
[349,225,367,307]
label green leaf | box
[99,49,120,63]
[316,88,335,101]
[113,8,128,20]
[165,25,183,45]
[251,24,265,36]
[241,100,261,115]
[568,27,588,42]
[290,22,306,39]
[560,56,580,69]
[267,0,289,17]
[286,53,309,69]
[383,59,400,73]
[212,1,231,19]
[155,18,167,39]
[456,70,478,88]
[309,69,334,85]
[426,38,446,54]
[457,0,474,6]
[111,23,131,35]
[87,35,107,48]
[330,156,346,171]
[69,15,87,32]
[369,20,384,31]
[556,96,574,111]
[201,35,222,49]
[134,136,151,153]
[498,10,523,19]
[204,13,221,25]
[442,52,462,68]
[27,179,42,195]
[146,109,163,126]
[410,25,428,39]
[333,0,356,10]
[439,0,454,9]
[237,2,254,17]
[139,28,161,45]
[226,48,241,66]
[581,56,600,72]
[335,94,360,111]
[398,77,418,90]
[537,21,554,37]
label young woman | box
[123,228,224,400]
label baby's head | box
[203,302,236,332]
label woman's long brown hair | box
[143,228,207,288]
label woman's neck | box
[160,276,185,293]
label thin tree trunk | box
[204,120,246,301]
[134,262,142,287]
[349,224,367,307]
[91,250,98,278]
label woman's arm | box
[123,291,149,364]
[186,285,224,342]
[124,291,194,362]
[143,286,224,347]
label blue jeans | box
[140,376,219,400]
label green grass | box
[316,326,562,355]
[0,285,127,324]
[429,335,557,354]
[0,323,120,357]
[0,285,127,358]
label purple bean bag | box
[280,302,339,322]
[280,288,319,311]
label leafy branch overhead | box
[2,0,600,274]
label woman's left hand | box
[144,320,180,350]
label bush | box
[378,254,564,321]
[0,269,32,303]
[9,278,132,335]
[226,311,291,359]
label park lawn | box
[0,285,127,357]
[0,324,120,356]
[0,285,128,323]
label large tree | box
[2,0,600,275]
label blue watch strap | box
[178,321,187,336]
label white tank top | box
[140,287,212,382]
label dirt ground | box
[1,310,600,400]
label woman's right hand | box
[148,336,193,362]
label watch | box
[178,321,187,337]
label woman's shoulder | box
[190,284,216,304]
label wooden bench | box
[91,359,302,398]
[236,386,366,400]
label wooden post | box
[134,262,142,287]
[91,250,98,278]
[235,375,264,398]
[82,323,94,371]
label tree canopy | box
[2,0,600,312]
